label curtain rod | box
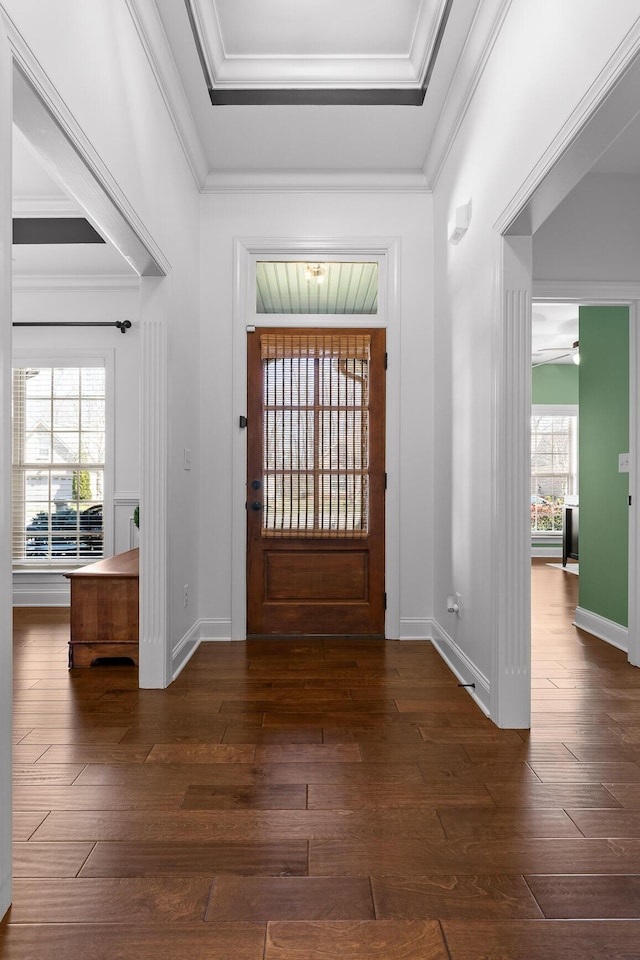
[12,320,132,334]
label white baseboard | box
[531,546,563,558]
[398,618,431,640]
[199,619,234,641]
[429,619,491,716]
[171,618,237,680]
[574,605,628,652]
[12,572,69,606]
[171,621,201,680]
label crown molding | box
[12,275,141,292]
[124,0,209,190]
[533,279,640,302]
[187,0,449,91]
[423,0,513,188]
[12,196,81,217]
[203,169,431,194]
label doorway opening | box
[231,239,401,642]
[531,300,632,653]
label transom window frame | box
[12,347,115,570]
[530,402,579,539]
[247,251,388,327]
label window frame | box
[248,253,388,327]
[12,348,115,570]
[531,402,579,539]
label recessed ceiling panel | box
[215,0,423,58]
[185,0,452,104]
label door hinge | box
[239,415,248,429]
[630,495,633,506]
[383,592,387,610]
[384,352,388,370]
[384,472,388,490]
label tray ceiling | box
[151,0,491,180]
[183,0,452,104]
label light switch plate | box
[619,452,630,473]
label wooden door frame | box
[231,237,401,640]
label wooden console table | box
[64,548,139,668]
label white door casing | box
[231,236,401,641]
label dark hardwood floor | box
[4,559,640,957]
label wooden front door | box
[246,327,386,637]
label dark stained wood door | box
[247,327,386,637]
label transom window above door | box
[256,261,378,315]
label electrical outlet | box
[183,584,189,608]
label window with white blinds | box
[12,364,106,564]
[531,407,578,535]
[261,333,370,538]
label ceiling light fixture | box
[304,264,325,285]
[572,340,580,364]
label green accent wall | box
[578,305,629,627]
[532,363,579,404]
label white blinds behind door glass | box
[261,334,370,538]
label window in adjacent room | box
[12,363,106,565]
[530,404,578,535]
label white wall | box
[432,1,640,716]
[1,0,201,668]
[1,0,202,912]
[198,190,434,639]
[11,281,140,604]
[534,172,640,281]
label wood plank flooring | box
[4,560,640,957]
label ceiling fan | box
[532,340,579,367]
